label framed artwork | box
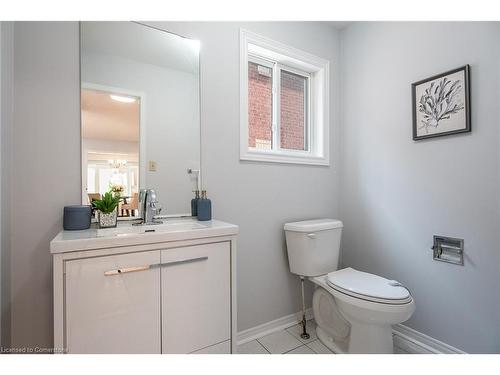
[412,65,470,140]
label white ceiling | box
[81,89,140,142]
[81,21,199,74]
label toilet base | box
[316,321,394,354]
[348,321,394,354]
[316,325,348,354]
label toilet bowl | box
[310,269,415,353]
[284,219,415,354]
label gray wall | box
[1,21,14,349]
[340,22,500,353]
[3,22,340,348]
[0,21,3,346]
[8,22,81,350]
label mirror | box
[80,21,201,218]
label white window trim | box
[240,29,330,166]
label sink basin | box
[96,218,209,237]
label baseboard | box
[237,308,313,345]
[392,324,466,354]
[237,309,465,354]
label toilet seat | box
[326,267,412,305]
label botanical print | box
[418,76,464,133]
[412,66,470,140]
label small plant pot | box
[98,209,117,229]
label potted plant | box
[91,191,121,228]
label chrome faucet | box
[137,189,163,225]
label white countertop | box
[50,218,239,254]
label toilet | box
[284,219,415,354]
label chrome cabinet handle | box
[104,256,208,276]
[160,256,208,267]
[104,265,151,276]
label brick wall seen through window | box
[248,61,308,151]
[248,62,273,150]
[280,70,306,151]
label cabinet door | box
[65,251,161,353]
[161,242,230,353]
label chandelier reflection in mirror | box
[108,159,128,170]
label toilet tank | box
[284,219,343,277]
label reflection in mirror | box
[82,87,141,216]
[80,22,201,218]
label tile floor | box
[237,319,333,354]
[237,319,409,354]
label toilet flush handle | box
[307,233,316,239]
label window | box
[240,29,330,165]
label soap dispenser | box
[191,190,200,216]
[197,190,212,221]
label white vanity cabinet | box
[50,219,238,354]
[161,243,231,353]
[65,250,162,353]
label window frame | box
[240,29,330,166]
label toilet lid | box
[326,268,412,304]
